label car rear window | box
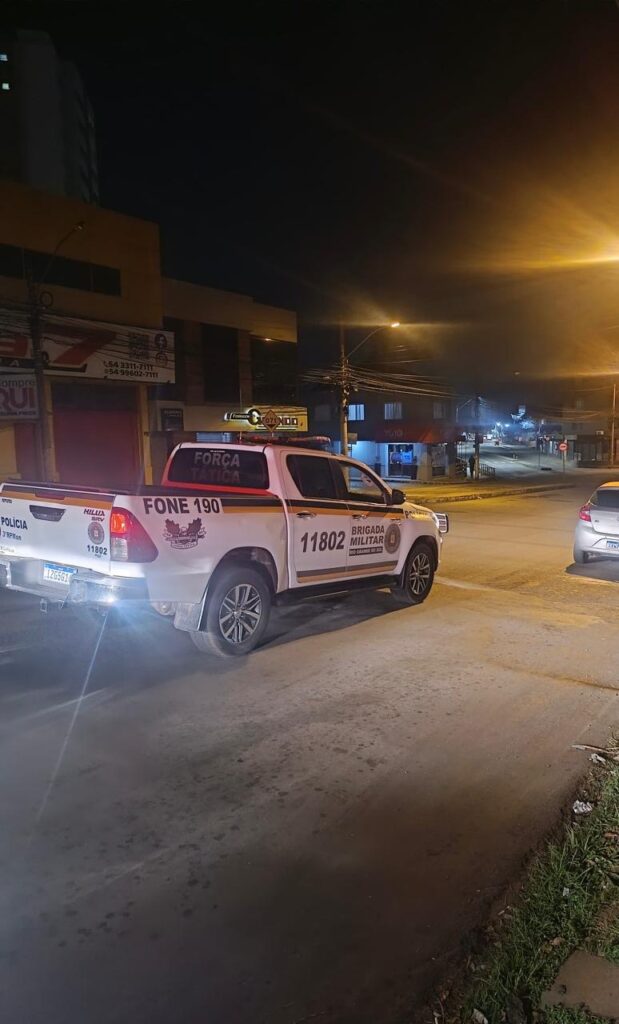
[167,448,269,489]
[593,489,619,509]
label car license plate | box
[43,562,77,585]
[606,540,619,551]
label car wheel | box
[190,565,271,657]
[573,546,590,564]
[392,541,435,607]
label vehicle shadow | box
[0,590,404,702]
[264,590,397,650]
[565,558,619,584]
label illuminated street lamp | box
[339,322,400,452]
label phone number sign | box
[0,311,175,384]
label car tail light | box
[578,503,592,522]
[110,507,158,562]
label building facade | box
[0,30,99,204]
[0,182,302,488]
[0,180,167,487]
[149,278,302,480]
[309,390,459,480]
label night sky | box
[7,1,619,397]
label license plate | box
[43,562,77,585]
[606,540,619,551]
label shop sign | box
[161,407,184,432]
[0,310,175,384]
[0,373,38,419]
[223,406,308,432]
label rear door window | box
[168,448,269,488]
[593,489,619,509]
[286,454,338,500]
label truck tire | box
[190,565,271,657]
[391,541,435,607]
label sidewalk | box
[391,473,573,501]
[386,447,613,504]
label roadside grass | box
[460,752,619,1024]
[543,1010,611,1024]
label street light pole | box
[337,321,400,455]
[27,221,85,479]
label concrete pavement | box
[2,481,619,1024]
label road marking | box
[436,574,602,626]
[436,576,499,594]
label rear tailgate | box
[119,488,286,604]
[590,488,619,536]
[0,482,114,574]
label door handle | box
[352,513,369,519]
[296,511,316,519]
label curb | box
[402,482,575,505]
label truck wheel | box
[391,541,435,607]
[191,566,271,657]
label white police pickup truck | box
[0,442,447,657]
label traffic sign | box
[558,441,568,452]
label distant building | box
[307,390,459,481]
[0,30,99,204]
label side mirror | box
[390,488,406,506]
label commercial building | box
[309,390,459,481]
[560,379,616,466]
[0,30,99,204]
[149,278,302,480]
[0,179,168,487]
[0,181,303,487]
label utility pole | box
[25,221,85,480]
[474,394,481,480]
[339,323,348,455]
[26,269,52,479]
[611,381,617,469]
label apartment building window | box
[348,403,365,421]
[575,397,585,410]
[384,401,402,420]
[433,401,446,419]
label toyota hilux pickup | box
[0,442,448,657]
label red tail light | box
[110,507,158,562]
[579,503,592,522]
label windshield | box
[167,447,269,489]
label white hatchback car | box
[574,482,619,563]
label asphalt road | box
[2,478,619,1024]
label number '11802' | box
[300,530,345,553]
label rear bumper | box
[0,556,148,606]
[574,522,619,556]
